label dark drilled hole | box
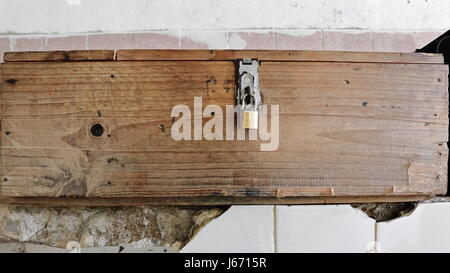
[90,123,104,137]
[244,86,253,105]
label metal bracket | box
[235,59,261,129]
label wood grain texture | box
[116,50,444,64]
[0,59,448,200]
[0,195,431,206]
[3,50,115,62]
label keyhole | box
[243,87,255,105]
[90,123,104,137]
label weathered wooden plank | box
[0,195,431,206]
[3,50,444,64]
[0,60,448,200]
[3,50,115,62]
[116,50,444,64]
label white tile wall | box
[377,203,450,253]
[182,204,377,253]
[181,206,275,253]
[275,205,375,253]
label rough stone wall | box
[0,206,227,251]
[352,203,418,222]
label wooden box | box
[0,50,447,205]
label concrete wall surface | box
[0,0,449,33]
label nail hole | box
[90,123,104,137]
[362,101,368,107]
[5,79,17,84]
[105,181,112,186]
[206,76,216,84]
[107,157,118,164]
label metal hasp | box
[235,58,262,130]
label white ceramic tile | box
[276,205,375,253]
[377,203,450,253]
[181,206,274,253]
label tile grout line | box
[370,31,374,52]
[9,38,15,51]
[274,31,278,50]
[320,29,324,50]
[226,29,229,50]
[412,32,418,49]
[272,205,278,253]
[374,222,378,253]
[0,29,442,39]
[40,36,44,51]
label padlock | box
[236,59,261,130]
[242,109,259,130]
[237,107,259,130]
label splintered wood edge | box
[116,50,444,64]
[2,50,444,64]
[0,195,432,206]
[3,50,115,62]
